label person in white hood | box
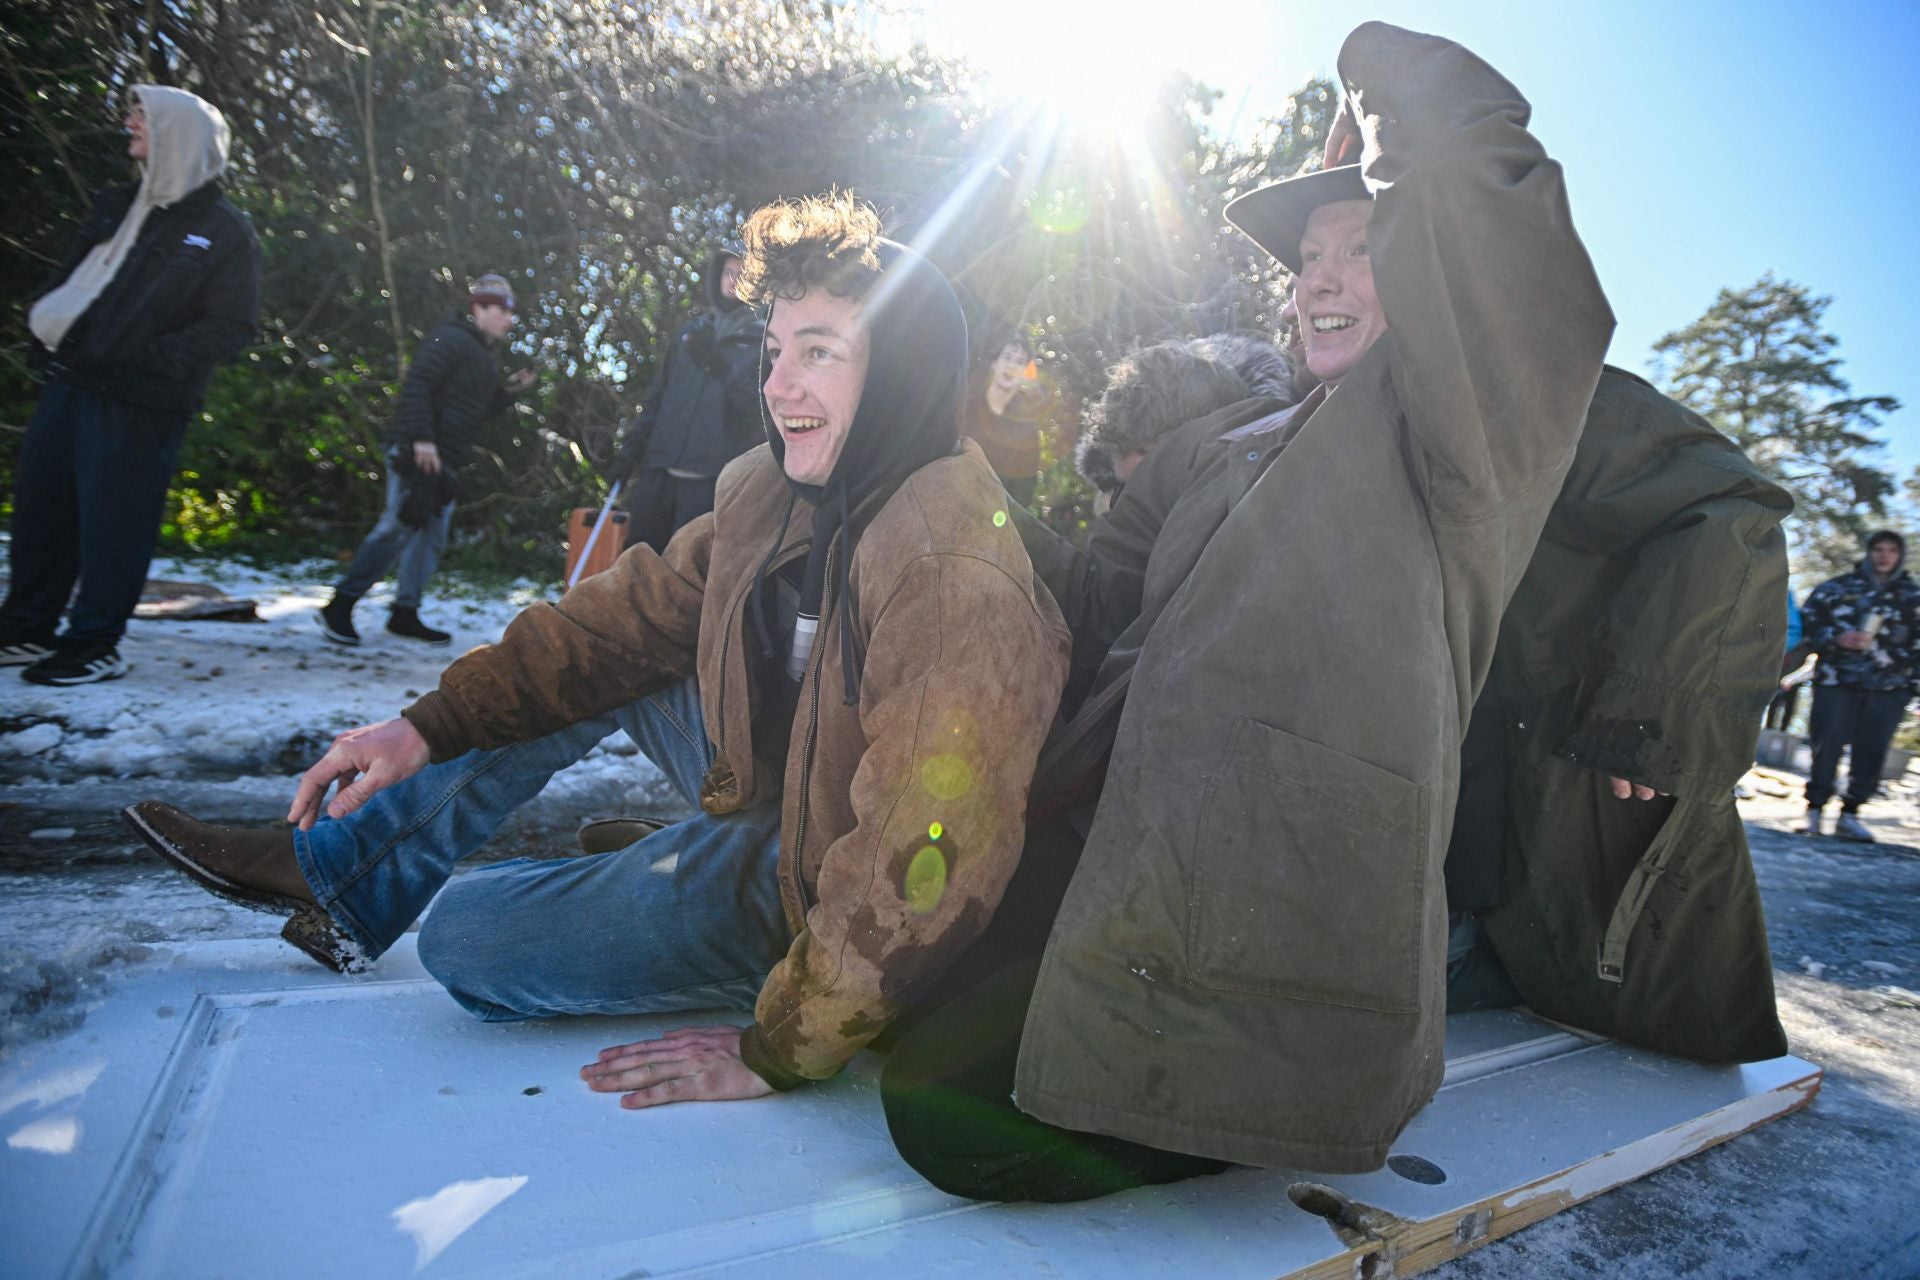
[2,85,260,686]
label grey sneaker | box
[1800,807,1826,836]
[1834,812,1876,843]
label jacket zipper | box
[787,543,839,915]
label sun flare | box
[922,0,1187,133]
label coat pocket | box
[1186,717,1428,1013]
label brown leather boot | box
[123,801,318,912]
[575,816,669,856]
[281,907,366,974]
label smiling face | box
[1294,198,1386,387]
[763,290,872,486]
[126,103,149,161]
[991,341,1030,391]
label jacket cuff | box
[738,1024,809,1092]
[1555,673,1760,799]
[401,691,478,764]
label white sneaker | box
[1800,808,1825,836]
[1834,812,1876,843]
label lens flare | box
[905,845,948,914]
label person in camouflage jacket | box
[1799,530,1920,839]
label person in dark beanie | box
[611,245,764,554]
[1799,530,1920,840]
[318,275,534,646]
[1,86,260,686]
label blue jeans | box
[293,678,791,1020]
[1806,684,1910,810]
[335,448,454,609]
[0,381,188,646]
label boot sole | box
[318,618,361,646]
[280,908,367,974]
[386,631,453,645]
[121,804,316,916]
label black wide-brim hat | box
[1224,164,1368,273]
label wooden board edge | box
[1271,1058,1822,1280]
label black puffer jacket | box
[34,180,260,415]
[378,312,512,470]
[620,249,764,479]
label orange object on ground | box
[564,506,630,586]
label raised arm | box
[1343,20,1615,520]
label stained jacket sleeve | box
[1342,21,1614,523]
[402,516,713,759]
[143,211,260,382]
[1551,382,1795,797]
[740,552,1069,1084]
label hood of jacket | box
[705,244,746,312]
[747,240,967,702]
[1863,529,1908,582]
[135,85,230,209]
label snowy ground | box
[2,561,1918,1277]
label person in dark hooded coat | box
[123,193,1069,1107]
[614,244,767,553]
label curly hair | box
[1075,340,1253,491]
[736,192,886,306]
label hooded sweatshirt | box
[747,240,969,701]
[29,86,231,351]
[1802,531,1920,694]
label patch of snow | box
[6,1114,79,1155]
[1,724,63,757]
[27,829,76,842]
[390,1174,529,1270]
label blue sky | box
[1198,1,1920,478]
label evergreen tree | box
[1652,273,1900,577]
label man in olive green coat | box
[1012,22,1618,1173]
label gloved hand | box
[395,460,460,530]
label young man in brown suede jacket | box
[125,194,1070,1104]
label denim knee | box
[416,880,516,1019]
